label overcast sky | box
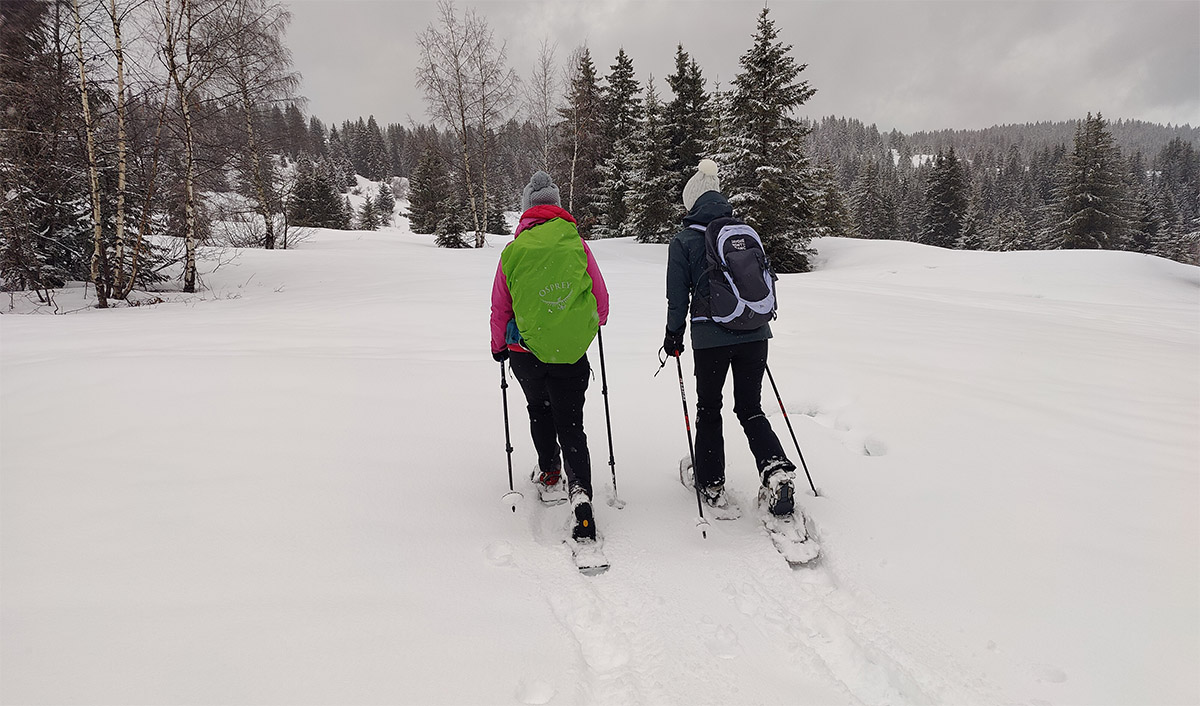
[282,0,1199,134]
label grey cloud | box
[284,0,1199,132]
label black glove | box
[492,349,509,362]
[663,327,685,357]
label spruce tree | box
[850,160,898,240]
[328,126,357,187]
[592,49,642,238]
[664,46,712,197]
[706,81,731,163]
[718,7,819,272]
[375,182,395,226]
[625,79,678,243]
[435,200,470,248]
[919,148,969,248]
[811,166,854,239]
[288,156,350,229]
[409,148,451,235]
[555,48,604,234]
[1052,113,1130,250]
[1151,137,1200,263]
[284,103,308,157]
[0,0,91,291]
[308,116,328,157]
[287,156,319,226]
[357,198,379,230]
[364,116,390,181]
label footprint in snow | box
[1034,663,1068,684]
[515,678,555,705]
[705,625,743,659]
[484,541,515,567]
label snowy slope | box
[2,220,1197,705]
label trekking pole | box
[764,363,818,497]
[499,360,523,512]
[596,328,625,509]
[673,353,709,538]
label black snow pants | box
[509,351,593,498]
[692,339,790,491]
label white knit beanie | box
[682,158,720,211]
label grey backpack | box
[694,216,777,331]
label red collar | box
[515,205,577,236]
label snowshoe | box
[532,466,568,506]
[757,467,819,565]
[760,506,820,566]
[679,456,741,520]
[761,463,796,517]
[566,490,609,574]
[570,490,596,542]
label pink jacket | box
[490,205,609,355]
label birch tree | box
[467,13,517,246]
[524,38,558,172]
[69,0,108,307]
[415,0,516,247]
[157,0,196,291]
[213,0,300,250]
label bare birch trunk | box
[239,70,275,249]
[71,0,108,308]
[477,130,488,247]
[569,110,579,213]
[108,0,130,296]
[178,83,199,292]
[458,115,481,240]
[119,83,172,300]
[163,0,198,292]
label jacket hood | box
[515,204,577,236]
[682,190,733,227]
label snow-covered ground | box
[2,210,1198,705]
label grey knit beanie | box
[682,158,720,211]
[521,170,561,210]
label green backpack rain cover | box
[501,218,598,364]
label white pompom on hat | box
[682,158,721,211]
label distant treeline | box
[4,0,1196,311]
[283,108,1198,265]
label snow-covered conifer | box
[664,46,711,197]
[624,79,678,243]
[375,182,395,226]
[435,202,470,248]
[591,49,642,238]
[1051,113,1131,250]
[409,148,451,235]
[919,148,969,249]
[554,47,603,234]
[357,196,380,231]
[718,7,819,272]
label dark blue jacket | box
[666,191,772,350]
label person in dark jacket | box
[663,159,798,518]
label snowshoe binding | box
[761,462,796,517]
[532,465,568,506]
[679,456,741,520]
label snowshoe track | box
[495,482,999,705]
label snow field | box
[2,214,1197,705]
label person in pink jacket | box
[490,171,609,541]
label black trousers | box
[509,351,592,497]
[692,339,789,490]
